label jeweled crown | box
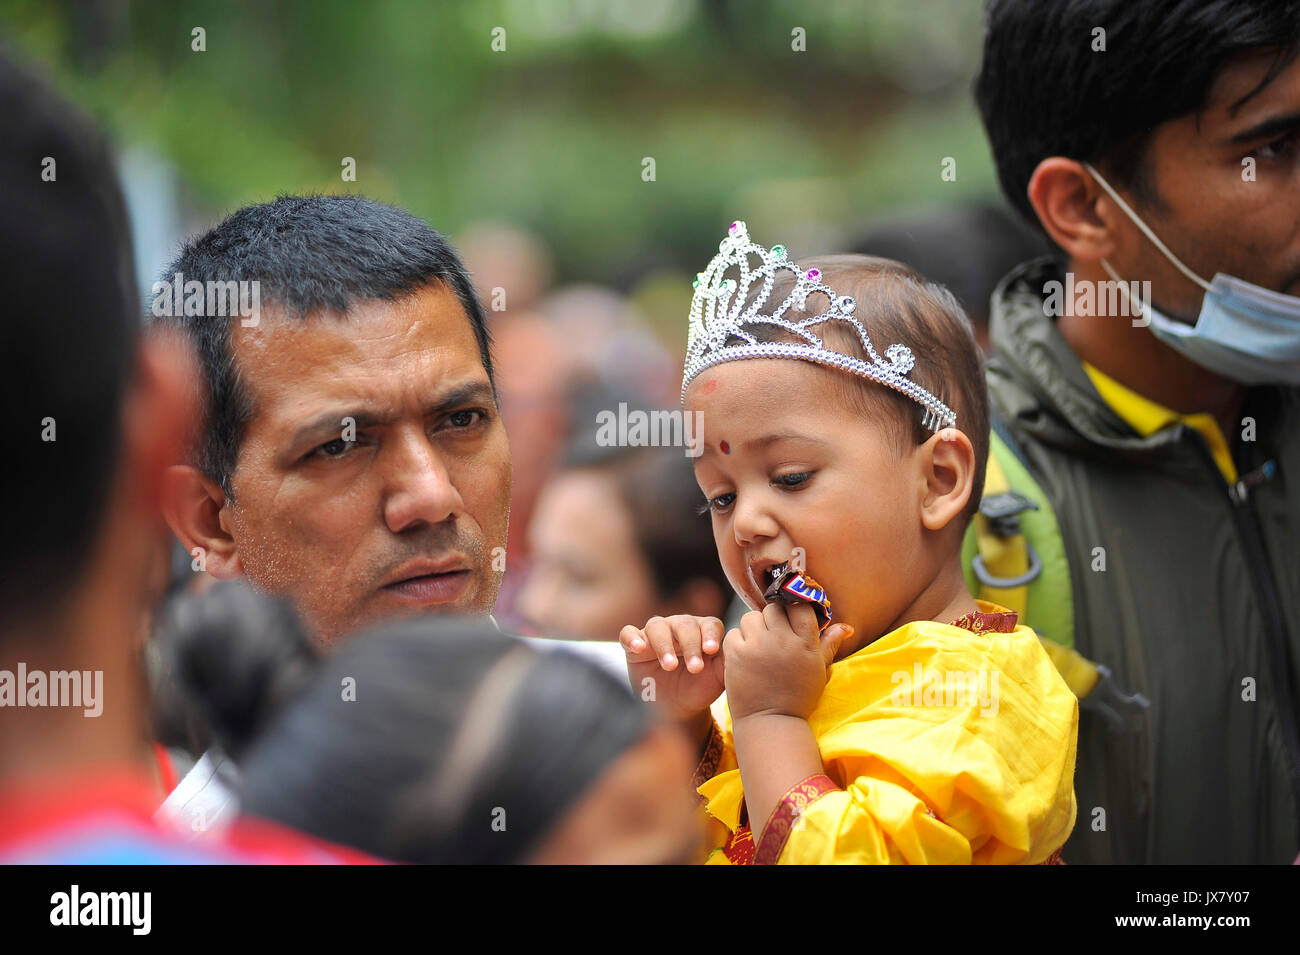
[681,220,956,432]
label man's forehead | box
[1204,46,1300,120]
[229,283,487,419]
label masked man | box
[969,0,1300,863]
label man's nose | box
[382,428,466,534]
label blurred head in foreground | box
[170,582,701,863]
[0,46,196,785]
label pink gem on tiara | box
[805,268,821,281]
[729,221,743,236]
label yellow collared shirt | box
[1082,361,1238,483]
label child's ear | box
[918,428,975,532]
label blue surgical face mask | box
[1085,162,1300,386]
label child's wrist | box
[683,709,716,751]
[732,710,809,736]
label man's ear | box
[919,428,975,533]
[1026,157,1117,263]
[161,464,243,579]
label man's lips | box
[381,559,473,605]
[382,570,472,604]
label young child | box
[621,221,1077,864]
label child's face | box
[686,359,925,641]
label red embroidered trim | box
[753,773,840,865]
[1039,846,1065,865]
[722,824,756,865]
[948,608,1019,634]
[690,721,725,799]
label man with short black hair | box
[970,0,1300,863]
[158,195,512,646]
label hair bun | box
[156,580,319,760]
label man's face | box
[222,282,511,643]
[1115,48,1300,318]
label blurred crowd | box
[5,0,1299,871]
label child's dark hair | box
[163,580,656,863]
[742,254,989,530]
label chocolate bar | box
[762,562,832,632]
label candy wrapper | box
[762,562,833,632]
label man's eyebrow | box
[1228,109,1300,144]
[289,381,497,447]
[290,409,384,447]
[426,381,498,416]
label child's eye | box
[774,471,812,488]
[697,492,735,515]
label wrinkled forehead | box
[229,283,489,422]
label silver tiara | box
[681,220,956,432]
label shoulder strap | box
[962,412,1102,699]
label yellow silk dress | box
[695,601,1078,864]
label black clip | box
[1080,664,1150,733]
[971,490,1043,589]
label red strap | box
[152,742,178,798]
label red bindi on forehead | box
[700,379,719,395]
[719,439,730,454]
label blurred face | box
[527,724,702,864]
[1111,49,1300,317]
[519,470,659,641]
[686,359,927,642]
[223,283,512,643]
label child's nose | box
[731,495,780,547]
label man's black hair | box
[0,48,139,628]
[157,194,494,497]
[975,0,1300,226]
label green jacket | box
[975,257,1300,864]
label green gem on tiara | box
[771,244,787,259]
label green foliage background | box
[1,0,998,285]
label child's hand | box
[620,615,726,722]
[724,602,854,723]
